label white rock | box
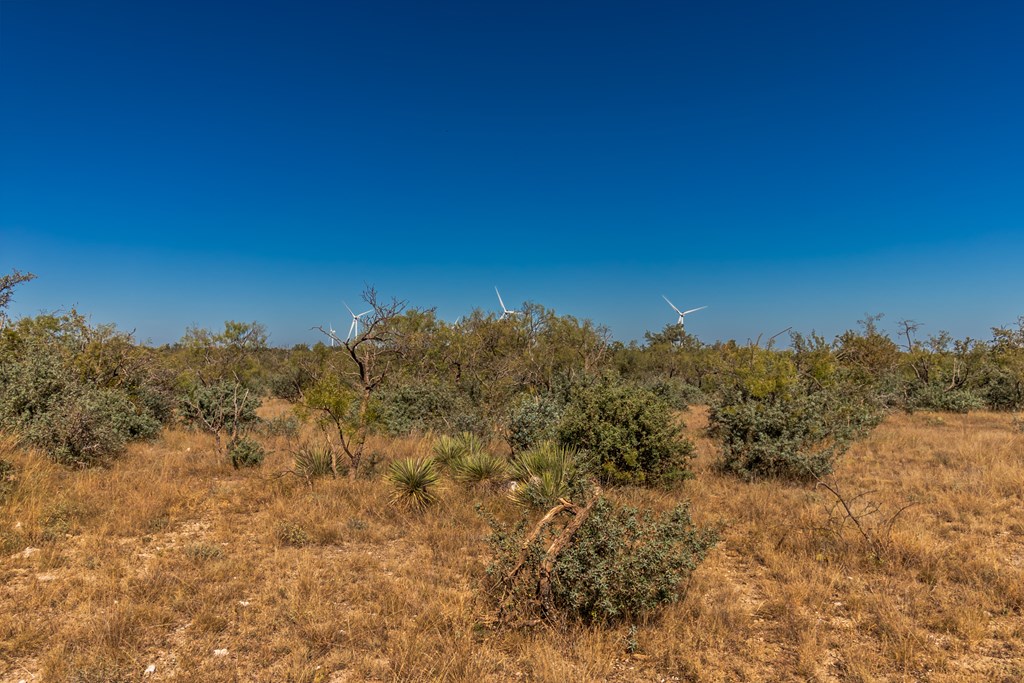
[213,648,228,657]
[238,600,250,607]
[145,664,156,675]
[19,547,39,559]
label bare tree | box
[0,269,36,330]
[311,286,407,478]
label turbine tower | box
[495,287,520,320]
[327,323,337,347]
[344,302,373,341]
[662,295,707,332]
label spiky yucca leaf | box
[294,443,335,479]
[509,442,589,509]
[431,435,467,467]
[432,431,488,467]
[386,457,440,510]
[449,452,509,486]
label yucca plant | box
[449,451,509,487]
[386,457,441,510]
[509,442,590,509]
[294,442,335,479]
[432,431,488,468]
[431,434,466,467]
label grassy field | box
[1,405,1021,682]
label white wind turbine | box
[344,302,373,341]
[326,323,337,347]
[495,287,520,320]
[662,295,707,331]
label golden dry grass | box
[0,404,1022,682]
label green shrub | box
[386,457,440,510]
[486,497,716,625]
[557,377,693,486]
[910,385,985,413]
[228,437,265,468]
[369,381,460,436]
[643,378,703,410]
[505,393,563,454]
[261,413,301,437]
[0,336,161,466]
[27,389,160,467]
[293,442,335,479]
[276,520,311,547]
[508,442,591,509]
[709,387,882,481]
[178,381,261,448]
[184,543,224,562]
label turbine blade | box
[662,295,683,315]
[343,301,356,317]
[682,306,707,316]
[495,287,506,311]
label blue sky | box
[2,0,1022,346]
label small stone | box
[145,664,156,675]
[238,600,250,607]
[19,547,39,559]
[213,648,228,657]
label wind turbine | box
[662,295,707,331]
[344,302,373,341]
[326,323,337,347]
[495,287,519,320]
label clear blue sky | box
[2,0,1022,346]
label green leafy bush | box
[557,377,693,486]
[909,385,985,413]
[228,437,265,468]
[644,378,703,410]
[709,387,883,481]
[261,413,301,437]
[508,442,591,509]
[386,457,440,510]
[504,393,563,454]
[0,327,162,466]
[369,381,462,436]
[486,497,716,625]
[178,381,260,448]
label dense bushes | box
[487,496,717,625]
[504,393,563,454]
[0,313,166,466]
[710,386,883,481]
[178,381,261,448]
[557,377,693,486]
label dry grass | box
[1,403,1022,682]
